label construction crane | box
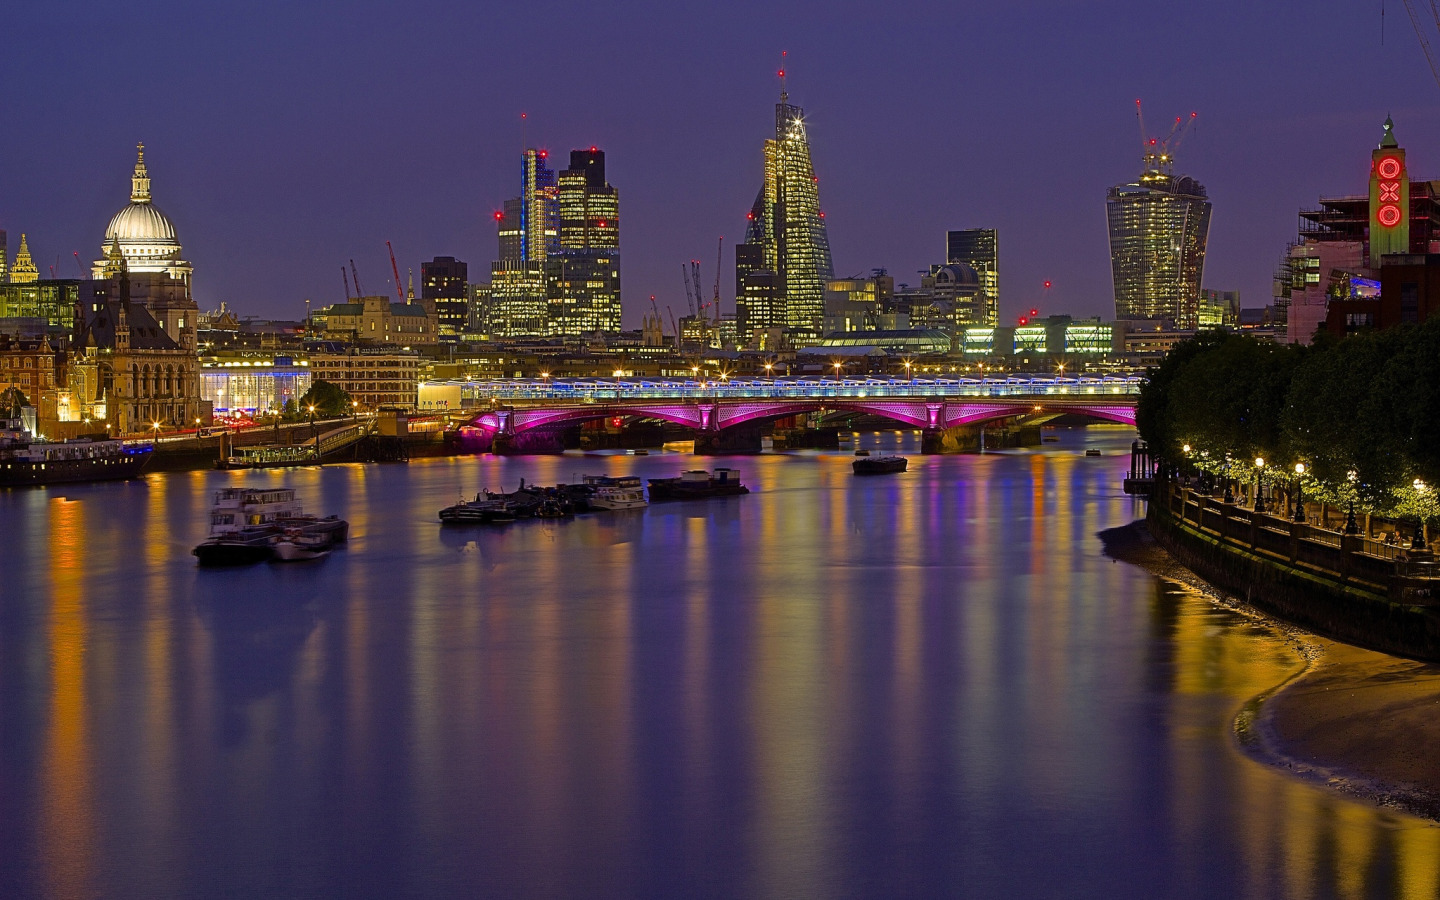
[1401,0,1440,90]
[1134,99,1197,173]
[386,241,404,302]
[711,237,724,324]
[681,263,699,316]
[72,251,86,278]
[349,259,364,297]
[342,266,352,300]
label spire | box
[11,233,38,283]
[131,142,151,203]
[777,50,788,105]
[406,268,415,302]
[102,236,128,278]
[1380,115,1399,149]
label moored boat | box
[195,487,347,565]
[647,468,749,502]
[853,455,908,475]
[0,412,153,487]
[273,529,334,562]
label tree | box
[299,379,352,417]
[0,387,28,414]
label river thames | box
[1,427,1436,899]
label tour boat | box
[647,468,749,502]
[194,487,347,565]
[853,455,908,475]
[0,414,153,487]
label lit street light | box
[1253,457,1267,513]
[1292,462,1306,522]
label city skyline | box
[2,1,1437,328]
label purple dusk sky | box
[2,0,1437,327]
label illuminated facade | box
[1106,161,1211,327]
[735,77,834,345]
[200,358,313,414]
[0,280,83,331]
[946,228,999,317]
[309,348,419,409]
[549,148,621,336]
[0,230,7,282]
[421,256,469,338]
[1273,118,1440,343]
[91,144,193,283]
[10,233,38,283]
[313,296,436,345]
[1370,117,1409,259]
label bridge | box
[441,375,1141,453]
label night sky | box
[2,0,1436,326]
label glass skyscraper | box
[1106,160,1211,327]
[490,149,558,337]
[735,81,833,345]
[946,228,999,326]
[549,148,621,336]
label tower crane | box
[349,259,364,297]
[681,263,699,316]
[1134,99,1198,173]
[711,237,724,324]
[1400,0,1440,90]
[387,241,404,302]
[343,266,353,300]
[73,251,86,278]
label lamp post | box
[1253,457,1267,513]
[1344,469,1360,535]
[1412,478,1429,551]
[1292,462,1307,523]
[308,404,317,447]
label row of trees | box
[1137,320,1440,521]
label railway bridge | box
[438,376,1141,453]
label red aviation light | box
[493,211,504,221]
[1019,316,1029,325]
[818,211,825,218]
[778,68,785,78]
[1042,281,1051,289]
[596,219,606,227]
[746,211,755,220]
[590,145,597,152]
[1030,308,1038,317]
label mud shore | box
[1101,520,1440,821]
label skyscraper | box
[549,148,621,336]
[1106,136,1211,327]
[735,72,833,345]
[946,228,999,326]
[489,149,557,337]
[421,256,469,339]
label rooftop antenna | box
[778,50,788,102]
[521,111,528,151]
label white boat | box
[273,530,334,562]
[207,487,304,534]
[589,484,648,510]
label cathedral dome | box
[93,143,192,281]
[105,202,178,245]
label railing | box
[431,375,1144,403]
[317,422,367,456]
[1164,481,1440,603]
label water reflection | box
[0,427,1436,899]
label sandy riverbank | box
[1101,520,1440,821]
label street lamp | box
[152,421,162,443]
[1253,457,1267,513]
[1292,462,1307,522]
[1345,469,1360,535]
[1413,478,1429,551]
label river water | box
[1,426,1436,899]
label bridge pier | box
[694,424,763,455]
[922,420,1042,454]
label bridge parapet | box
[438,375,1142,404]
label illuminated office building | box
[490,149,558,337]
[421,256,468,339]
[946,228,999,317]
[735,73,834,345]
[1106,146,1211,327]
[549,148,621,336]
